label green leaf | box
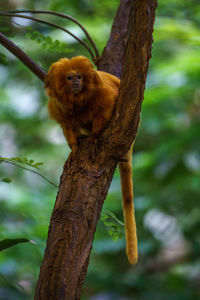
[0,238,29,251]
[1,177,12,183]
[25,27,73,54]
[34,162,43,167]
[0,156,44,169]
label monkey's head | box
[45,56,102,104]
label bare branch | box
[5,9,100,59]
[0,32,46,81]
[0,12,95,60]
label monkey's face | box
[45,56,102,103]
[66,71,83,94]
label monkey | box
[45,56,138,265]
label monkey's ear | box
[44,68,57,97]
[44,64,57,88]
[93,70,102,86]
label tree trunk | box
[34,0,157,299]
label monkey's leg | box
[119,143,138,265]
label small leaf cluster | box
[100,210,124,241]
[0,156,43,169]
[26,27,73,54]
[0,177,12,183]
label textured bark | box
[35,158,117,300]
[104,0,157,156]
[98,0,131,77]
[34,1,157,299]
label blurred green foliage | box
[0,0,200,299]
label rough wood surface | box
[98,0,131,77]
[34,1,157,299]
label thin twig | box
[0,12,95,59]
[5,9,100,59]
[1,160,58,188]
[0,32,46,81]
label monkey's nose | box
[72,82,81,92]
[73,81,81,89]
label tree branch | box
[0,32,46,81]
[34,0,157,299]
[5,9,100,59]
[0,12,95,60]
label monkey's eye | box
[67,75,73,80]
[77,74,82,80]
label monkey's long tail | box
[119,143,138,265]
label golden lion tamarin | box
[45,56,138,265]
